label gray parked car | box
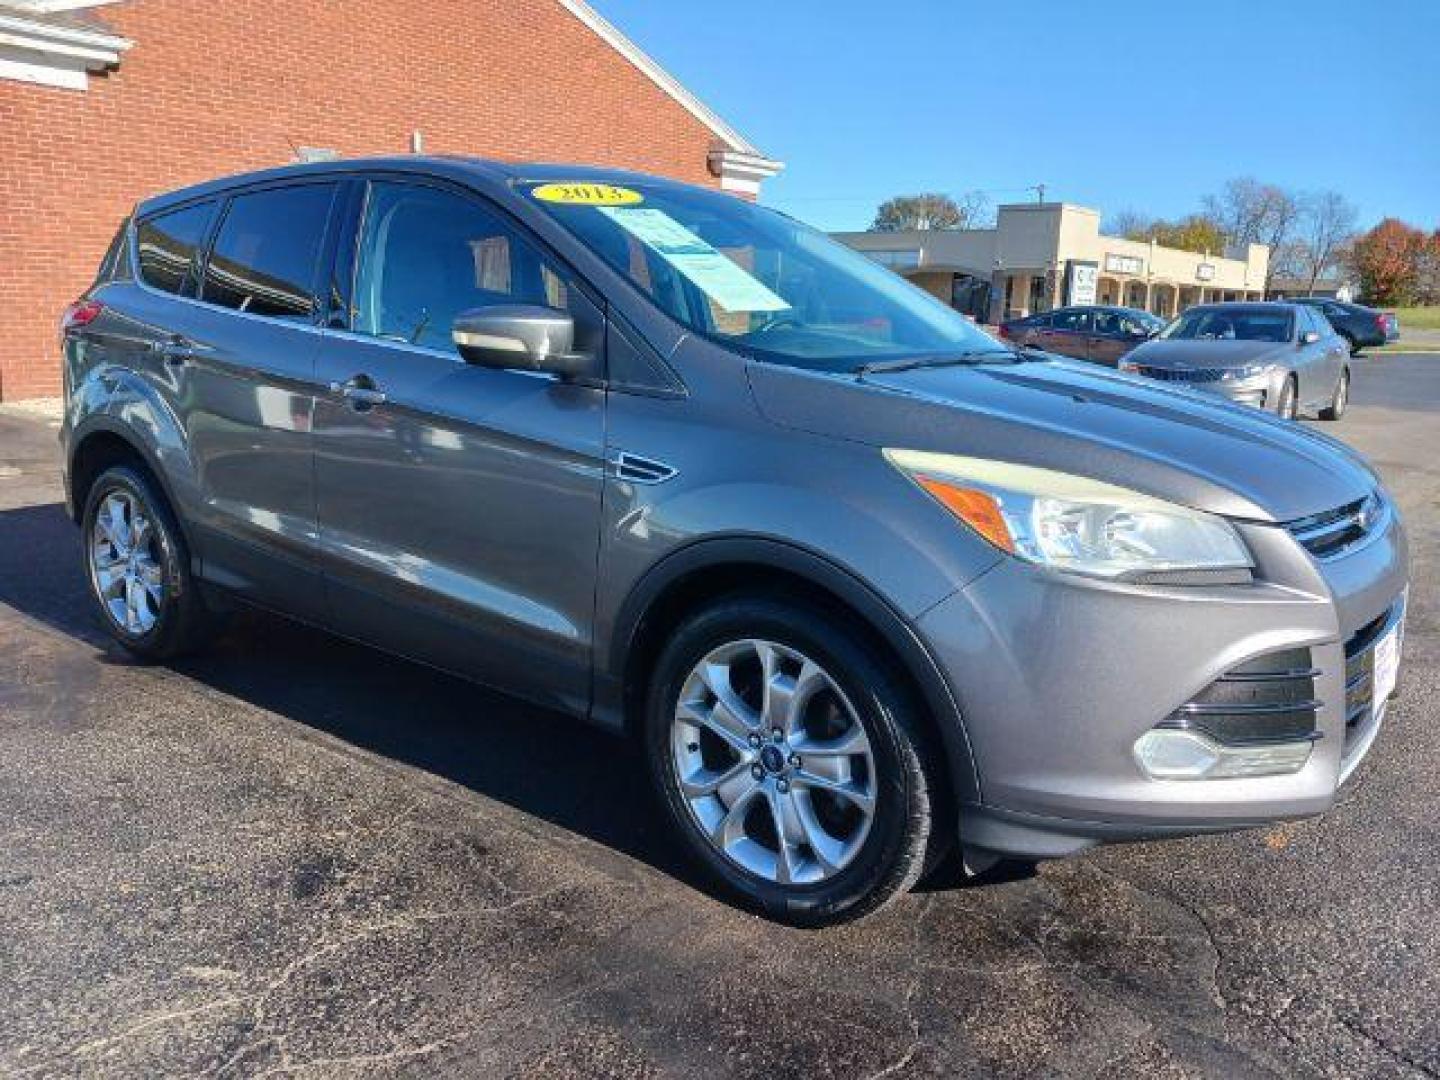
[1120,302,1351,420]
[60,159,1409,925]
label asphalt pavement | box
[1,355,1437,1078]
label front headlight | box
[1220,363,1273,381]
[885,449,1253,579]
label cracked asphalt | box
[1,354,1438,1079]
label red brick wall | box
[0,0,725,400]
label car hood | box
[747,357,1377,523]
[1125,338,1294,368]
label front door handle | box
[329,376,387,409]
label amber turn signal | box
[915,477,1015,553]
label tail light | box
[1376,313,1387,331]
[59,298,103,354]
[61,299,105,334]
[997,324,1012,340]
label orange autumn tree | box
[1349,219,1427,305]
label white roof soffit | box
[555,0,778,166]
[0,10,130,63]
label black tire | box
[643,594,945,926]
[1319,366,1350,421]
[1275,375,1299,420]
[80,464,212,661]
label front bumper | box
[916,505,1409,861]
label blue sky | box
[589,0,1439,233]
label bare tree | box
[957,189,995,229]
[1296,190,1359,294]
[1202,177,1272,249]
[1106,208,1155,239]
[871,191,991,232]
[1201,177,1301,290]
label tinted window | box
[1162,308,1293,343]
[352,182,576,354]
[96,219,132,283]
[136,202,215,295]
[1094,310,1151,336]
[1051,309,1091,332]
[202,184,336,320]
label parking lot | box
[1,354,1437,1078]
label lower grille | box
[1159,647,1320,745]
[1342,605,1398,761]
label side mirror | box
[1299,330,1320,345]
[452,305,593,379]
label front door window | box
[351,181,596,355]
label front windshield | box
[1161,308,1293,343]
[522,180,1002,373]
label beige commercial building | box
[836,202,1270,324]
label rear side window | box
[202,184,337,321]
[136,202,216,295]
[1052,309,1091,332]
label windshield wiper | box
[854,349,1023,379]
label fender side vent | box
[611,451,677,485]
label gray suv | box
[60,159,1409,925]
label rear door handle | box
[329,377,387,408]
[153,338,195,366]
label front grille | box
[1159,647,1320,745]
[1133,365,1229,383]
[1285,493,1384,560]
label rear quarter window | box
[95,219,132,283]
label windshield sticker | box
[597,207,791,314]
[531,183,644,206]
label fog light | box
[1133,729,1314,780]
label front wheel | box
[1319,367,1350,421]
[1275,375,1299,420]
[644,596,944,926]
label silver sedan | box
[1120,302,1351,420]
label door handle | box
[329,377,387,409]
[153,338,194,366]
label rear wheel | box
[82,465,211,660]
[1319,366,1350,421]
[1275,375,1299,420]
[644,595,943,926]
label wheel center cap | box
[759,745,786,774]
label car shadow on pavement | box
[0,501,697,888]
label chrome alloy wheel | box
[89,489,165,637]
[671,639,877,885]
